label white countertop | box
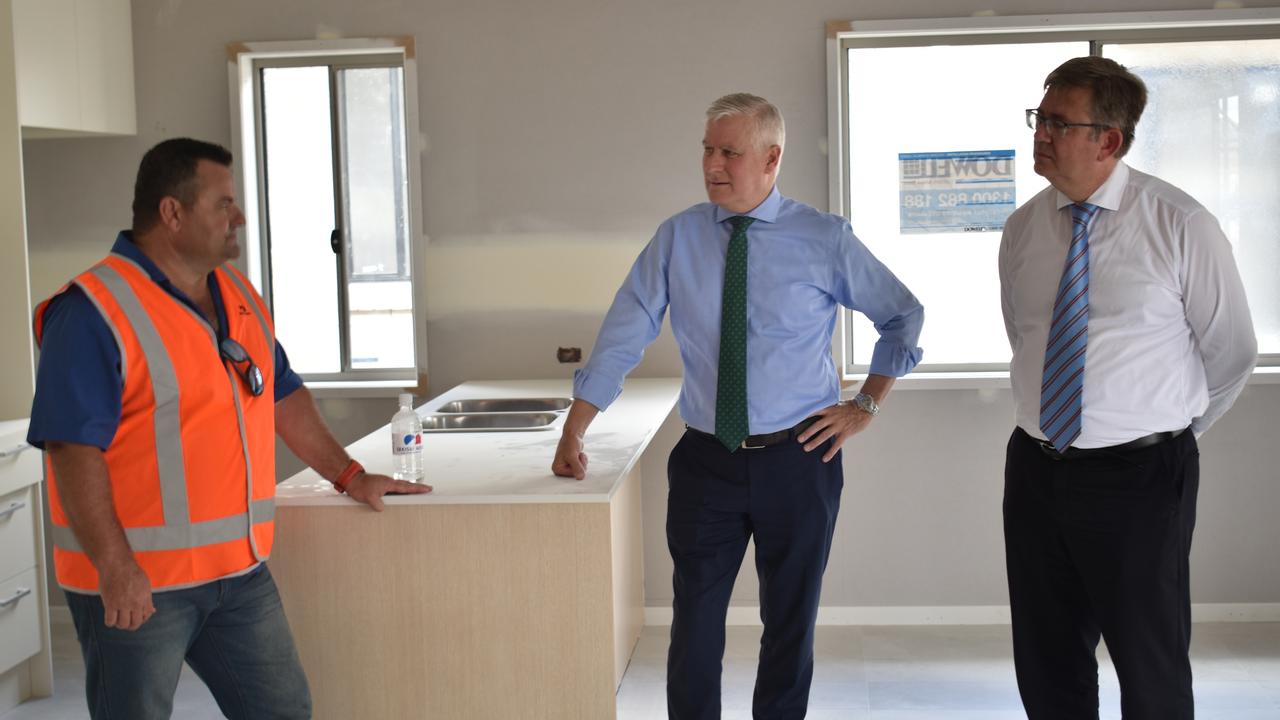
[276,378,681,506]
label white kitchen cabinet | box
[12,0,135,137]
[0,420,52,713]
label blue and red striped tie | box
[1040,202,1100,452]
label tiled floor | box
[5,619,1279,719]
[619,623,1280,719]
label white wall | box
[0,0,33,421]
[21,0,1280,609]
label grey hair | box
[706,93,786,151]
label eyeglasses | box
[219,338,264,397]
[1025,109,1112,138]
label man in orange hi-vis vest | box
[27,138,432,720]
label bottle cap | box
[399,393,413,409]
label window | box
[828,10,1280,377]
[228,39,424,385]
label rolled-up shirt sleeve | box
[572,230,672,412]
[1180,209,1256,435]
[829,222,924,377]
[273,340,305,402]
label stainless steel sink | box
[436,397,572,414]
[419,412,560,432]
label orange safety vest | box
[34,253,278,594]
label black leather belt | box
[1018,426,1186,461]
[687,417,820,450]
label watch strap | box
[852,392,880,416]
[333,459,364,494]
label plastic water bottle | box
[391,393,423,481]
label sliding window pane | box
[1106,39,1280,354]
[261,66,341,374]
[338,66,414,370]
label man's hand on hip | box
[98,559,155,631]
[797,401,874,463]
[346,471,432,512]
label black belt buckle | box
[738,427,787,449]
[1034,438,1067,461]
[740,416,819,450]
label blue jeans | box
[65,563,312,720]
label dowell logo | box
[902,156,1013,179]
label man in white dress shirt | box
[999,56,1256,720]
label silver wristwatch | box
[850,392,880,417]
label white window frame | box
[827,9,1280,387]
[227,37,427,392]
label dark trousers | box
[666,429,843,720]
[1003,428,1199,720]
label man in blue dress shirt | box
[551,93,924,719]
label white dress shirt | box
[1000,161,1257,447]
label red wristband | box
[332,459,364,494]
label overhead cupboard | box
[11,0,135,137]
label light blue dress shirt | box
[574,187,924,435]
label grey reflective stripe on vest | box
[225,362,266,561]
[70,277,130,386]
[217,267,272,562]
[87,262,190,528]
[51,499,276,553]
[220,268,273,355]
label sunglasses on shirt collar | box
[219,338,265,397]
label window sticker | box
[899,150,1016,234]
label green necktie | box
[715,215,754,451]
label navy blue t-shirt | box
[27,232,303,450]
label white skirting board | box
[52,602,1280,629]
[644,603,1280,626]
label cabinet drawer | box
[0,486,37,583]
[0,440,41,497]
[0,566,41,675]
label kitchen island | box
[272,378,680,720]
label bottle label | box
[393,432,423,455]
